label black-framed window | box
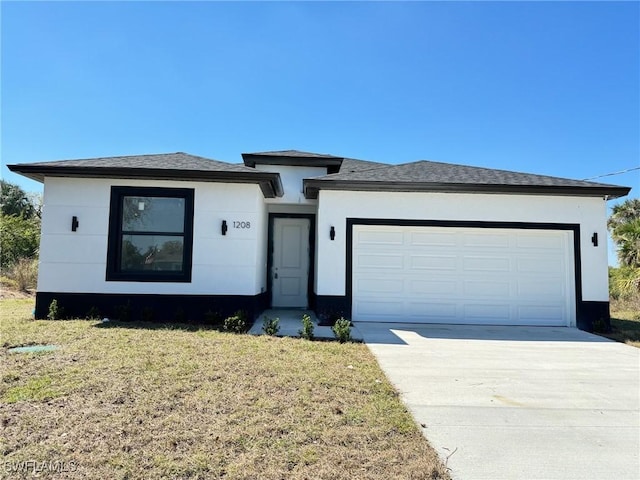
[106,186,194,282]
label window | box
[106,187,194,282]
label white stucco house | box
[8,150,630,331]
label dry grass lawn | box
[0,299,449,479]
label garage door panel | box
[411,231,458,246]
[463,256,511,272]
[357,230,403,245]
[517,257,564,274]
[357,278,404,294]
[516,233,563,249]
[463,233,510,248]
[517,279,565,297]
[410,255,457,270]
[355,299,404,317]
[357,253,403,269]
[463,304,511,321]
[407,302,458,320]
[463,280,511,297]
[352,225,575,326]
[410,279,457,295]
[518,305,566,323]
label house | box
[8,150,630,331]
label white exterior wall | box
[316,191,610,302]
[255,165,325,205]
[38,177,268,295]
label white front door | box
[272,217,310,308]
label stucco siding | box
[38,177,266,295]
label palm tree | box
[608,199,640,267]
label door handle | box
[274,272,278,279]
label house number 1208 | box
[233,221,251,229]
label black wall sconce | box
[591,232,598,247]
[71,216,79,232]
[221,220,228,236]
[330,226,336,241]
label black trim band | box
[34,292,269,323]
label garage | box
[351,224,576,326]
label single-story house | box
[8,150,630,331]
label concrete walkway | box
[357,323,640,480]
[248,309,363,341]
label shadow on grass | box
[605,317,640,344]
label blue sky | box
[1,1,638,260]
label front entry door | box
[272,217,310,308]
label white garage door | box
[352,225,576,326]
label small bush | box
[299,313,314,340]
[6,257,38,292]
[262,316,280,336]
[224,310,247,334]
[86,306,101,319]
[47,299,63,320]
[204,310,223,326]
[332,317,352,343]
[592,316,609,333]
[115,301,132,322]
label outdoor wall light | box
[330,226,335,241]
[591,232,598,247]
[71,216,79,232]
[221,220,228,236]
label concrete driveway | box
[358,323,640,480]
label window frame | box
[106,186,195,282]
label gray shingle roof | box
[8,152,284,198]
[8,150,631,200]
[15,152,256,173]
[304,160,630,199]
[337,157,387,173]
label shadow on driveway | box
[355,322,613,345]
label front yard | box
[0,299,449,479]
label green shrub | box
[299,313,314,340]
[592,316,609,333]
[224,310,247,334]
[332,317,352,343]
[204,309,223,326]
[86,306,101,319]
[47,299,63,320]
[0,213,40,269]
[262,316,280,336]
[115,301,132,322]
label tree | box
[0,213,40,268]
[608,198,640,268]
[1,180,37,219]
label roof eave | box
[303,179,631,200]
[242,153,344,168]
[7,165,284,198]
